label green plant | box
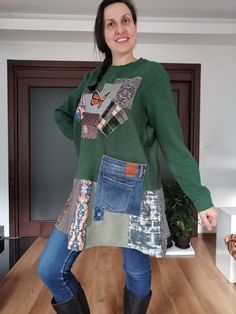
[163,181,197,239]
[175,216,197,238]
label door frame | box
[8,60,200,237]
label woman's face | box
[103,2,137,62]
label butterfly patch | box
[90,90,110,109]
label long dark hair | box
[88,0,137,91]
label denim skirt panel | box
[55,155,170,257]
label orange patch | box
[125,162,138,177]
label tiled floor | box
[0,237,36,280]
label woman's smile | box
[116,36,129,43]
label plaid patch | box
[96,102,128,137]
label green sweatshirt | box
[55,58,213,212]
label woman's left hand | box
[199,207,218,231]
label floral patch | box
[68,180,93,251]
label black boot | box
[51,286,90,314]
[124,287,151,314]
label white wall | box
[138,44,236,234]
[0,40,235,235]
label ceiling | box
[0,0,236,19]
[1,0,236,44]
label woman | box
[38,1,218,313]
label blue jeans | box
[38,227,151,303]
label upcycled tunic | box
[55,58,213,257]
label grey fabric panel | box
[128,189,170,257]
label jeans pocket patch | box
[93,155,147,221]
[101,174,134,213]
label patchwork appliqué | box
[82,112,100,139]
[68,180,93,251]
[90,90,110,109]
[56,192,73,227]
[96,102,128,137]
[115,77,142,109]
[75,93,86,122]
[74,78,141,139]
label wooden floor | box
[0,237,235,314]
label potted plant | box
[173,212,197,249]
[163,181,197,249]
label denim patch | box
[93,155,147,221]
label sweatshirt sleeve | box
[54,73,90,140]
[144,63,213,212]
